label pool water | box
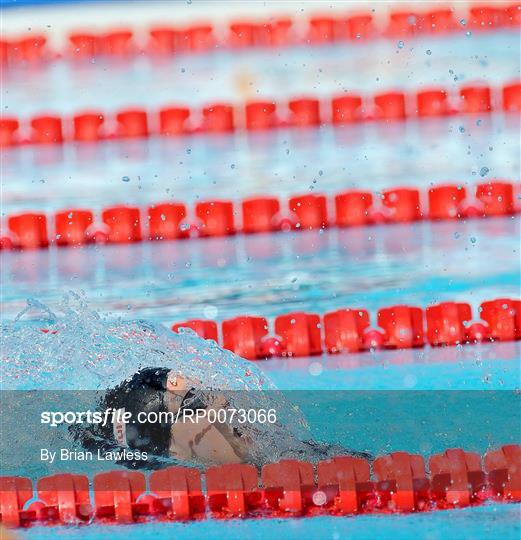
[1,3,520,539]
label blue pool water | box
[1,6,520,539]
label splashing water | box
[1,292,340,468]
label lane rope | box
[1,444,519,528]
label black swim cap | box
[74,367,173,462]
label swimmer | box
[74,367,371,469]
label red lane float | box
[0,118,20,146]
[323,309,369,353]
[484,445,521,501]
[170,296,520,360]
[245,101,277,130]
[331,95,364,124]
[30,116,63,144]
[426,302,472,346]
[222,316,269,360]
[54,209,93,246]
[429,449,486,507]
[172,319,218,341]
[2,444,519,528]
[73,112,105,141]
[3,179,519,251]
[116,109,149,138]
[7,213,49,249]
[274,312,322,357]
[149,466,205,520]
[159,107,190,136]
[3,81,519,146]
[195,200,235,237]
[148,203,189,241]
[288,194,328,230]
[3,4,517,67]
[102,206,142,243]
[242,197,280,233]
[377,305,424,349]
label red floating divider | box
[116,109,149,138]
[8,213,49,249]
[469,5,506,30]
[159,107,190,136]
[266,18,293,47]
[101,29,134,57]
[1,444,520,528]
[429,449,485,507]
[480,298,521,341]
[55,209,93,246]
[202,104,234,133]
[172,319,218,341]
[148,27,178,55]
[229,22,257,48]
[12,35,47,62]
[377,305,424,349]
[374,452,429,512]
[195,200,235,237]
[484,444,521,501]
[288,98,320,127]
[102,206,142,243]
[222,316,269,360]
[149,466,205,520]
[506,3,521,26]
[317,456,373,514]
[308,17,336,44]
[0,476,34,527]
[30,115,63,144]
[73,112,105,141]
[323,308,369,353]
[288,194,328,230]
[242,196,280,233]
[274,312,322,357]
[206,463,260,516]
[426,302,472,346]
[245,101,277,130]
[37,473,92,524]
[0,118,20,146]
[374,92,407,120]
[459,85,492,113]
[185,25,215,52]
[331,95,364,124]
[148,202,189,240]
[386,11,419,36]
[503,82,521,112]
[476,181,515,217]
[262,459,315,514]
[416,89,450,117]
[93,471,146,523]
[344,14,375,40]
[381,188,422,222]
[428,184,466,220]
[335,191,373,227]
[424,8,457,33]
[69,33,99,58]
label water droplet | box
[397,40,404,49]
[426,49,432,55]
[121,176,130,182]
[479,166,489,177]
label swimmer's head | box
[72,367,174,465]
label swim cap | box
[73,367,173,463]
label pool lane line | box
[1,81,520,146]
[1,444,519,527]
[2,180,518,250]
[2,3,520,66]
